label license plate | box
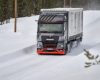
[47,48,54,50]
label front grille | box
[41,35,58,48]
[43,44,57,48]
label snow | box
[0,10,100,80]
[0,16,38,57]
[83,11,100,49]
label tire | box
[72,40,77,48]
[77,38,81,46]
[64,44,67,55]
[80,37,82,42]
[67,43,71,53]
[74,39,81,47]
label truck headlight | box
[59,36,64,41]
[37,35,42,41]
[37,42,43,49]
[57,43,64,49]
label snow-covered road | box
[0,46,83,80]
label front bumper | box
[37,48,64,55]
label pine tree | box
[84,49,100,68]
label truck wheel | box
[80,37,82,42]
[76,40,79,47]
[77,39,81,46]
[70,42,73,48]
[64,44,67,55]
[75,39,80,47]
[67,43,71,53]
[64,48,67,55]
[72,41,77,48]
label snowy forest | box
[0,0,100,24]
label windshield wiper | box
[40,31,49,33]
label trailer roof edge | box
[41,8,83,12]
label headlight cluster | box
[37,42,43,49]
[59,36,64,41]
[37,35,42,41]
[57,42,64,49]
[57,36,64,49]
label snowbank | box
[0,16,39,56]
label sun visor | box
[38,14,64,24]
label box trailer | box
[37,8,83,55]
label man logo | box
[46,38,54,41]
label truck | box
[37,8,83,55]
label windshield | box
[38,24,64,33]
